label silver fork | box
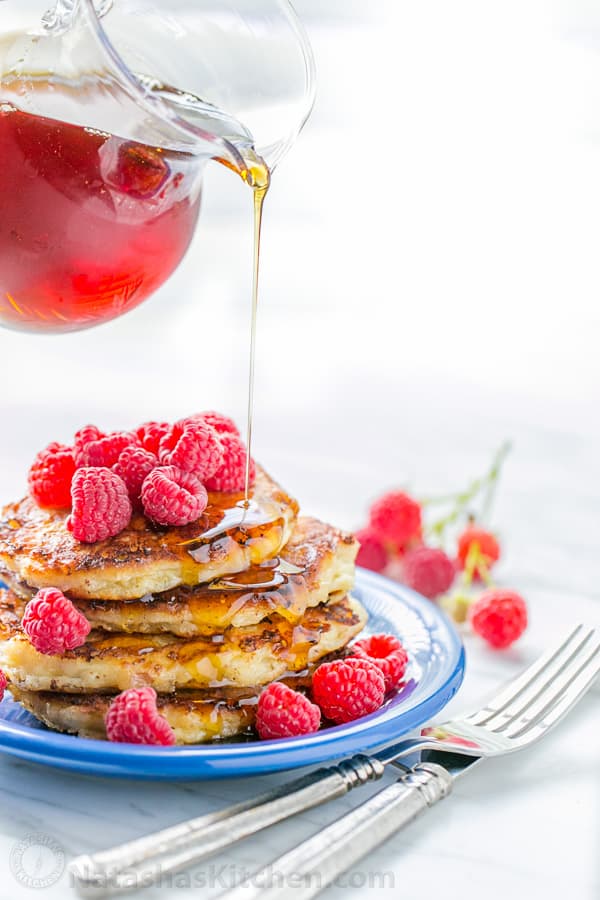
[215,623,600,900]
[70,624,600,898]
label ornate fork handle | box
[218,763,454,900]
[70,754,386,897]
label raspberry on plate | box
[75,431,139,468]
[180,411,240,437]
[350,633,408,692]
[135,421,171,456]
[470,588,527,649]
[105,686,176,745]
[113,446,158,508]
[28,442,75,509]
[355,527,388,573]
[142,465,208,526]
[22,587,91,655]
[159,420,223,481]
[312,657,385,724]
[0,669,6,702]
[457,526,500,579]
[204,433,255,493]
[67,467,132,542]
[402,546,456,600]
[368,491,422,549]
[256,682,321,740]
[74,424,104,453]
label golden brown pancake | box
[8,660,341,744]
[0,591,367,692]
[2,517,357,636]
[0,466,298,600]
[10,686,258,743]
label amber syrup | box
[220,149,271,505]
[0,103,203,332]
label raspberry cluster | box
[354,489,456,602]
[255,631,410,739]
[353,445,528,650]
[26,411,254,543]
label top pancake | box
[0,466,298,600]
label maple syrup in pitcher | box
[0,104,203,331]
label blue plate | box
[0,570,464,780]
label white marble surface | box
[0,1,599,898]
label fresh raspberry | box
[350,633,408,692]
[21,587,91,655]
[180,411,240,437]
[67,467,132,542]
[0,669,6,702]
[74,424,104,454]
[75,431,139,468]
[255,682,321,740]
[113,446,158,509]
[355,527,388,573]
[204,433,255,493]
[159,421,223,481]
[105,686,175,745]
[369,491,422,549]
[402,546,456,600]
[312,657,385,724]
[457,526,500,579]
[141,465,208,526]
[470,588,527,649]
[135,421,171,456]
[28,442,75,508]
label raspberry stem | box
[424,441,511,540]
[461,541,495,588]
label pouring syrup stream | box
[221,150,271,504]
[242,161,270,502]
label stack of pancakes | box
[0,467,365,743]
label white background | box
[0,2,598,899]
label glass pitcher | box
[0,0,315,332]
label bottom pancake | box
[0,591,367,692]
[9,657,344,744]
[10,686,257,744]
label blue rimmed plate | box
[0,570,464,779]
